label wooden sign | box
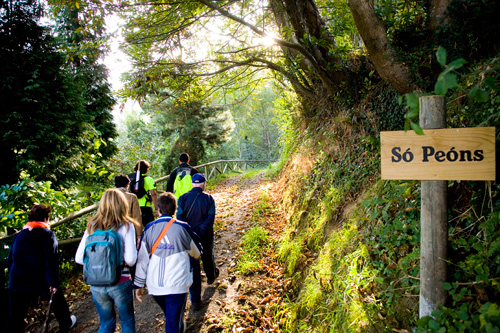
[381,127,495,180]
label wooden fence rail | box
[0,159,271,243]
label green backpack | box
[173,167,193,199]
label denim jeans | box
[91,279,135,333]
[153,293,187,333]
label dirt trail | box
[30,171,287,332]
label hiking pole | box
[41,288,55,333]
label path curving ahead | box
[30,171,288,332]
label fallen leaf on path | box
[260,295,273,304]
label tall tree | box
[52,4,118,159]
[142,95,234,171]
[0,0,117,186]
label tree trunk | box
[348,0,412,94]
[430,0,450,29]
[269,0,349,94]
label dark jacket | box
[176,187,215,238]
[7,227,60,292]
[166,162,199,193]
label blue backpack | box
[83,229,123,286]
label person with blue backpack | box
[75,189,140,333]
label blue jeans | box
[153,293,187,333]
[91,280,135,333]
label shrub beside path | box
[30,171,289,332]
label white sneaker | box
[70,315,77,329]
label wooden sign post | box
[419,96,447,318]
[380,95,496,318]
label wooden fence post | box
[419,95,448,318]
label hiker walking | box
[115,174,143,236]
[75,189,140,333]
[134,192,201,333]
[129,160,157,226]
[166,153,199,199]
[7,204,77,332]
[176,173,219,311]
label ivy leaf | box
[404,119,410,132]
[436,46,447,67]
[435,72,458,95]
[406,93,419,111]
[442,282,452,290]
[484,77,500,91]
[435,73,448,95]
[429,319,440,330]
[443,73,458,89]
[416,316,432,327]
[468,85,489,103]
[410,122,424,135]
[458,311,469,321]
[446,58,466,72]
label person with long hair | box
[7,204,77,332]
[75,189,140,333]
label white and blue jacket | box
[134,215,201,296]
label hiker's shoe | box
[70,315,77,329]
[191,301,202,311]
[207,267,220,285]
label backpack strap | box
[150,218,176,258]
[186,192,201,219]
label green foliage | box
[210,86,281,162]
[237,226,269,274]
[434,47,467,96]
[110,110,172,178]
[448,57,500,129]
[0,178,93,236]
[149,98,234,171]
[359,181,421,320]
[400,93,423,134]
[444,0,500,62]
[273,90,301,167]
[416,302,500,332]
[316,0,358,53]
[237,190,273,274]
[401,46,466,134]
[0,0,117,187]
[413,192,500,332]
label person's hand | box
[49,286,57,294]
[135,288,144,303]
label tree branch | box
[348,0,412,93]
[194,0,338,93]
